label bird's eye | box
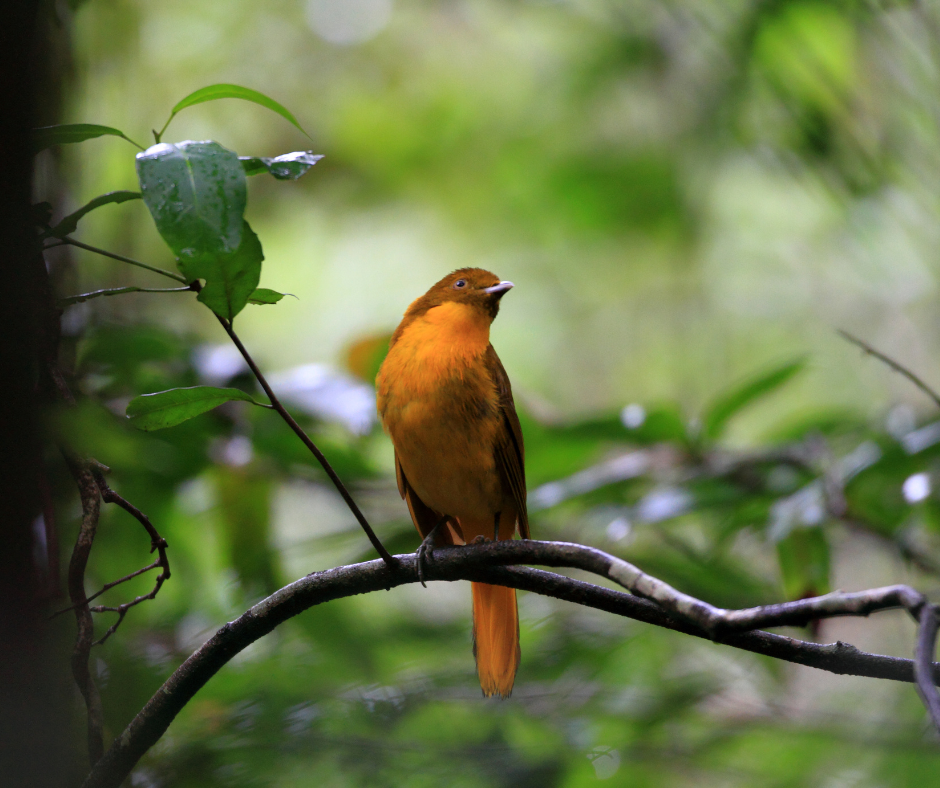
[452,279,467,289]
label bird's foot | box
[417,517,449,588]
[471,535,491,544]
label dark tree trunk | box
[0,2,72,785]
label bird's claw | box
[416,532,436,588]
[471,535,490,544]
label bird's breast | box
[377,307,504,521]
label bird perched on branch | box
[376,268,528,697]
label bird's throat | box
[396,301,492,369]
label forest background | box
[24,0,940,785]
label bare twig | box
[59,285,192,306]
[89,470,170,645]
[51,559,163,619]
[915,604,940,732]
[53,237,188,284]
[82,539,939,788]
[213,312,396,567]
[66,460,105,766]
[838,330,940,410]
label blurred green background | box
[42,0,940,785]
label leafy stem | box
[210,306,396,568]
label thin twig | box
[55,237,188,284]
[50,559,162,619]
[213,312,396,567]
[82,539,940,788]
[60,285,192,306]
[915,604,940,733]
[89,470,171,645]
[838,330,940,410]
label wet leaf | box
[136,140,247,262]
[240,151,323,180]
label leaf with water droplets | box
[136,140,247,262]
[240,152,323,180]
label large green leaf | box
[187,222,265,321]
[159,84,310,140]
[32,123,142,152]
[136,140,247,263]
[45,190,141,238]
[240,152,323,180]
[126,386,262,431]
[703,358,806,441]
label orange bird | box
[376,268,528,697]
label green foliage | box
[51,3,940,783]
[240,152,323,180]
[190,221,265,320]
[247,287,287,305]
[158,83,311,141]
[776,526,831,600]
[32,122,141,152]
[126,386,264,430]
[44,190,141,238]
[702,358,806,442]
[136,140,247,262]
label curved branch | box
[66,461,104,766]
[915,604,940,731]
[82,540,939,788]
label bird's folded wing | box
[487,345,529,539]
[395,451,449,541]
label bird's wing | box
[395,450,454,543]
[486,345,529,539]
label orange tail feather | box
[471,582,520,698]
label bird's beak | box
[482,281,514,298]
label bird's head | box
[412,268,514,322]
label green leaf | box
[703,358,806,441]
[126,386,261,431]
[240,152,323,180]
[248,288,286,305]
[45,191,141,238]
[32,123,142,152]
[159,84,310,140]
[136,140,247,262]
[187,221,265,321]
[776,526,830,600]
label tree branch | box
[66,460,104,766]
[82,539,938,788]
[915,604,940,732]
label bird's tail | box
[471,581,520,697]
